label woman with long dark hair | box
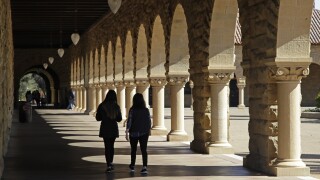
[96,90,122,173]
[125,93,151,174]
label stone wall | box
[0,0,14,177]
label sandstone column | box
[136,79,150,108]
[78,86,83,111]
[237,77,246,109]
[82,86,88,113]
[272,67,310,175]
[124,81,136,116]
[189,80,194,110]
[115,82,126,119]
[207,72,233,154]
[150,78,168,135]
[101,84,108,101]
[96,84,102,108]
[88,84,96,115]
[167,76,188,141]
[50,86,56,106]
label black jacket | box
[95,102,122,138]
[127,108,151,135]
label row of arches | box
[67,0,314,176]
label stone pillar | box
[50,87,56,105]
[206,72,233,154]
[76,87,81,111]
[271,67,310,175]
[124,81,136,116]
[82,86,87,113]
[116,82,126,119]
[136,79,150,108]
[150,78,168,135]
[101,84,108,101]
[88,85,96,115]
[167,76,188,141]
[237,77,246,109]
[96,84,102,109]
[189,80,194,110]
[78,87,83,111]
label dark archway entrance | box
[229,79,239,107]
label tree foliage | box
[19,73,46,101]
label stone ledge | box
[301,112,320,119]
[150,128,168,136]
[167,134,189,141]
[206,146,234,154]
[270,166,310,176]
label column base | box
[80,108,86,113]
[83,110,90,115]
[150,128,168,136]
[190,140,207,153]
[237,104,245,109]
[206,143,234,154]
[89,110,96,115]
[275,159,307,167]
[270,166,310,176]
[167,131,188,141]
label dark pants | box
[129,134,149,167]
[103,137,116,166]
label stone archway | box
[20,66,59,106]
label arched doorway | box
[16,66,60,108]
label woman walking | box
[125,93,151,174]
[96,90,122,173]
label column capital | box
[106,82,115,89]
[150,77,167,87]
[124,80,136,87]
[100,83,108,88]
[80,85,86,89]
[135,79,149,86]
[269,66,309,81]
[88,84,95,88]
[237,77,246,89]
[167,75,189,86]
[115,81,124,87]
[189,80,194,88]
[207,71,233,84]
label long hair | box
[132,93,146,109]
[103,90,119,119]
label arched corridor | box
[1,0,320,178]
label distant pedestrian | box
[25,91,32,103]
[126,93,151,174]
[67,92,74,110]
[95,90,122,173]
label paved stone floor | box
[1,107,319,180]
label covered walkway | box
[2,108,319,180]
